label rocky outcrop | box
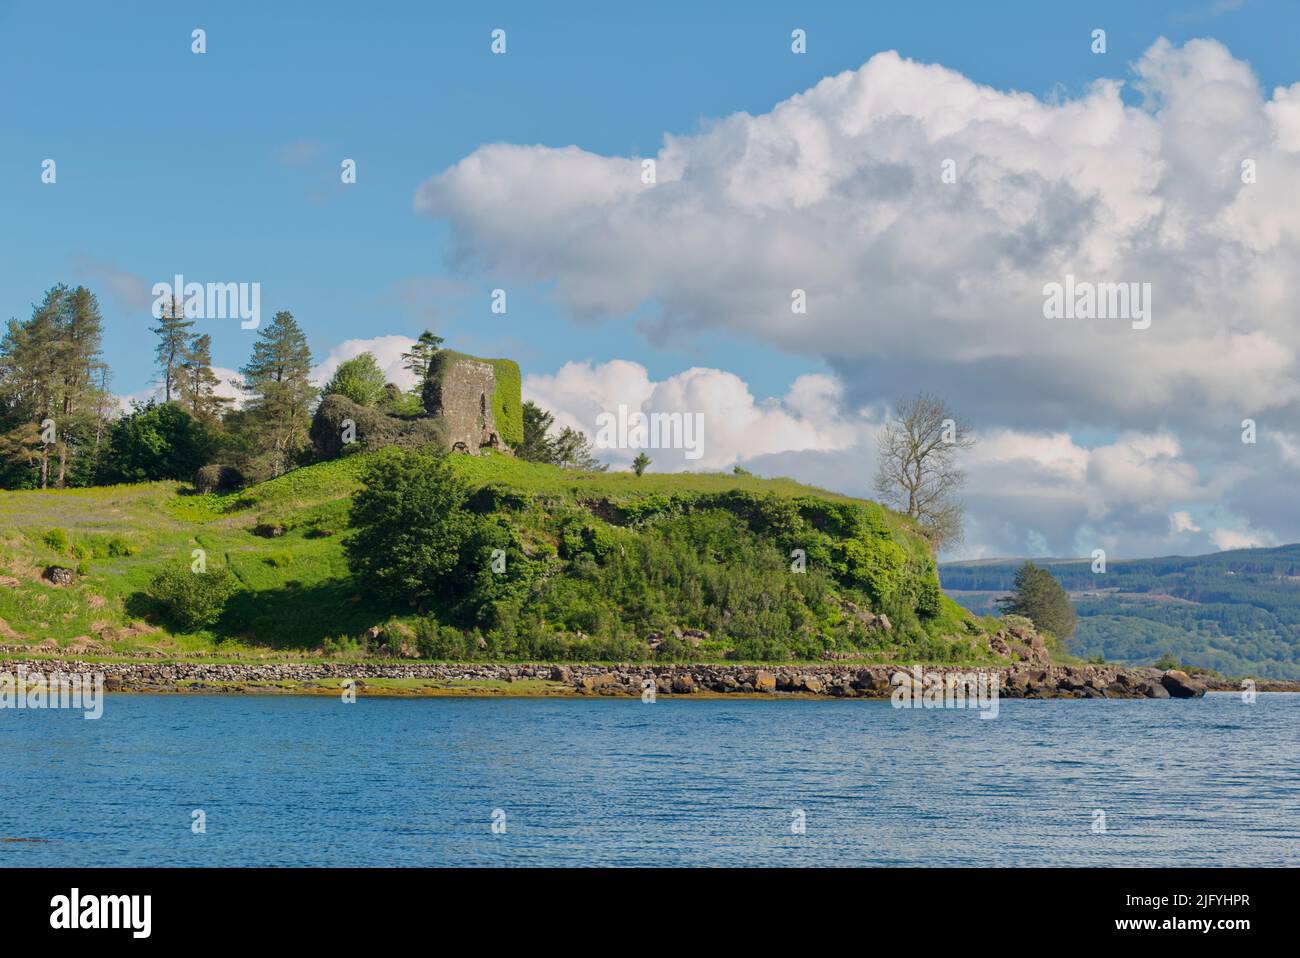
[1,657,1280,698]
[1160,669,1209,698]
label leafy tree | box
[632,452,651,476]
[176,333,231,422]
[553,426,606,471]
[151,297,194,403]
[321,352,387,407]
[239,310,314,478]
[344,448,478,606]
[98,402,217,483]
[401,331,444,386]
[874,391,974,550]
[998,561,1077,641]
[519,400,556,463]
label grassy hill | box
[940,547,1300,678]
[0,451,1012,664]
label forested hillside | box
[941,547,1300,677]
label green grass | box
[0,451,990,661]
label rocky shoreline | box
[3,657,1297,699]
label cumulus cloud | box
[416,39,1300,435]
[523,360,867,471]
[523,357,1274,559]
[415,37,1300,558]
[310,335,420,391]
[114,366,250,414]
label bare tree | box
[873,392,974,550]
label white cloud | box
[1211,527,1272,551]
[309,335,420,391]
[417,39,1300,436]
[523,360,867,471]
[113,365,250,414]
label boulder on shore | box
[1160,669,1208,698]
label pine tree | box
[54,287,108,486]
[400,331,444,388]
[151,297,194,402]
[553,426,606,471]
[0,285,107,487]
[239,310,313,478]
[519,400,557,463]
[177,333,231,422]
[998,561,1077,641]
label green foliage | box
[632,452,651,476]
[147,565,236,631]
[0,444,982,664]
[998,562,1077,640]
[487,358,523,449]
[344,448,477,606]
[321,352,387,407]
[98,402,217,484]
[43,528,70,553]
[342,449,959,661]
[519,401,556,463]
[1154,650,1181,670]
[239,310,314,479]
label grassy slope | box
[0,453,982,659]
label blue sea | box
[2,693,1297,867]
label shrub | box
[193,464,245,494]
[43,528,69,553]
[322,634,366,657]
[413,618,475,659]
[146,566,236,631]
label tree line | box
[0,284,320,489]
[0,283,603,491]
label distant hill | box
[941,546,1300,678]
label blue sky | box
[2,0,1298,559]
[3,0,1294,396]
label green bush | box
[97,401,217,484]
[146,565,237,631]
[345,447,478,606]
[414,618,476,659]
[43,528,69,553]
